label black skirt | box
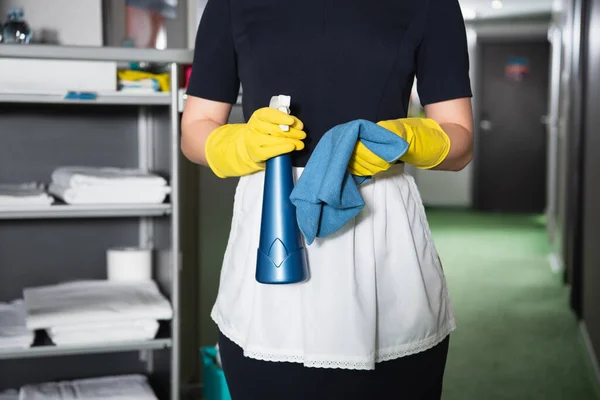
[218,331,450,400]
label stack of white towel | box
[0,389,17,400]
[0,183,54,207]
[0,300,35,350]
[18,374,158,399]
[119,78,161,93]
[23,280,172,346]
[48,167,171,205]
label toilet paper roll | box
[107,247,152,282]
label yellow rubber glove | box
[347,141,392,176]
[205,107,306,178]
[348,118,450,176]
[378,118,450,169]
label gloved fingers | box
[252,107,296,127]
[354,142,390,169]
[347,160,373,177]
[352,156,390,175]
[289,115,304,130]
[258,142,298,160]
[267,126,307,140]
[348,156,385,176]
[254,134,305,151]
[348,151,390,177]
[251,119,306,140]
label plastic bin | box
[201,347,232,400]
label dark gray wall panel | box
[582,0,600,368]
[0,104,139,184]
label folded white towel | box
[0,183,54,206]
[19,374,158,400]
[49,325,159,346]
[51,167,167,188]
[119,87,159,94]
[0,182,42,192]
[49,319,158,334]
[0,389,17,400]
[48,183,170,205]
[24,280,173,330]
[119,78,160,91]
[0,300,34,350]
[48,319,159,346]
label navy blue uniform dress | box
[187,0,471,398]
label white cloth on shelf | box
[51,167,167,188]
[0,183,54,206]
[19,374,158,400]
[119,79,160,92]
[49,319,158,334]
[23,280,173,330]
[47,319,159,346]
[0,389,17,400]
[48,183,170,205]
[0,300,35,350]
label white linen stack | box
[23,280,172,346]
[19,374,158,400]
[48,167,171,205]
[0,183,53,207]
[0,300,35,350]
[0,389,18,400]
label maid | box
[182,0,473,398]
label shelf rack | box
[0,338,173,361]
[0,203,172,220]
[0,44,193,400]
[0,92,171,106]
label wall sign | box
[505,57,530,81]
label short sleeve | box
[186,0,240,104]
[416,0,472,106]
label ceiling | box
[459,0,554,20]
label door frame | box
[564,0,587,318]
[468,19,551,209]
[546,23,563,250]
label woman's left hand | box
[347,140,393,177]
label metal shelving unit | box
[0,338,173,361]
[0,203,172,220]
[0,44,193,399]
[0,92,171,106]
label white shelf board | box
[0,44,193,64]
[0,91,171,106]
[0,338,172,360]
[0,203,172,220]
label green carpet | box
[425,209,600,400]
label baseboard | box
[180,383,203,400]
[579,321,600,396]
[547,251,564,274]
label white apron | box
[211,164,456,370]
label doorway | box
[474,39,550,213]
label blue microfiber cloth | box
[289,119,409,245]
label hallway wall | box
[414,17,551,209]
[581,0,600,375]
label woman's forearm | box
[181,119,221,166]
[433,122,473,172]
[181,96,233,166]
[422,98,473,172]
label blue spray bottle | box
[255,95,309,284]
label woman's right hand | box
[205,107,306,178]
